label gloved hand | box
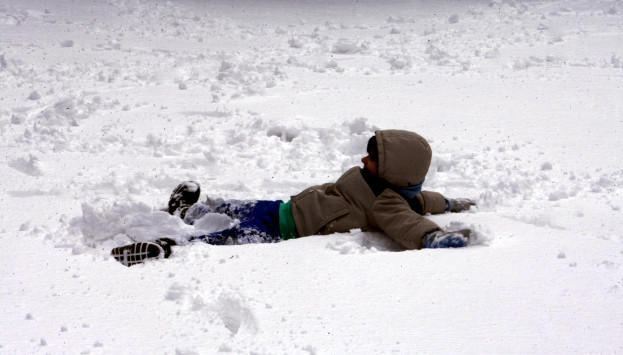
[448,198,476,213]
[424,229,471,248]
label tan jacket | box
[290,130,447,250]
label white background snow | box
[1,0,622,353]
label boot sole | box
[111,242,165,267]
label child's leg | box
[213,200,283,222]
[183,200,275,225]
[213,200,262,221]
[111,200,283,266]
[187,200,282,245]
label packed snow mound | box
[70,199,242,250]
[71,201,190,246]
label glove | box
[424,229,471,248]
[448,198,476,213]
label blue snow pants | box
[184,200,283,245]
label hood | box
[375,129,432,187]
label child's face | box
[361,155,378,176]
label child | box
[112,129,475,266]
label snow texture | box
[1,0,622,353]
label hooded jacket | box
[290,129,447,250]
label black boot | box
[111,238,177,267]
[167,181,201,219]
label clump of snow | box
[165,282,188,302]
[425,42,470,70]
[388,56,412,70]
[36,94,118,127]
[9,154,44,176]
[216,58,285,97]
[386,15,406,24]
[444,221,491,246]
[288,38,304,48]
[192,213,234,234]
[344,117,376,135]
[70,201,192,247]
[266,125,301,142]
[19,222,32,231]
[11,113,25,124]
[325,59,340,71]
[27,91,41,100]
[214,292,259,335]
[541,162,553,170]
[332,39,362,54]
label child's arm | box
[416,192,476,214]
[415,191,448,214]
[369,189,442,250]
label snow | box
[1,0,622,353]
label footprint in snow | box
[214,293,258,336]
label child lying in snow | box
[112,129,476,266]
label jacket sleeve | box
[369,189,442,250]
[416,190,448,215]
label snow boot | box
[167,181,201,219]
[111,238,176,267]
[424,229,471,248]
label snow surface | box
[1,0,622,353]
